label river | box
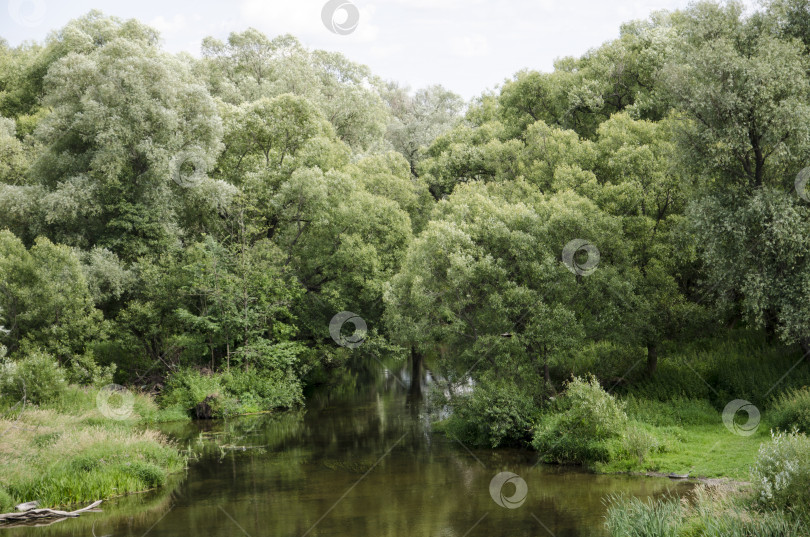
[5,355,690,536]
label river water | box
[6,356,689,536]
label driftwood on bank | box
[0,500,102,525]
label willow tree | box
[663,1,810,350]
[31,29,225,260]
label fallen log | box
[0,500,102,524]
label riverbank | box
[0,384,188,511]
[596,398,770,480]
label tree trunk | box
[406,347,423,416]
[646,343,658,377]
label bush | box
[0,350,67,405]
[222,368,303,410]
[770,387,810,434]
[441,380,539,448]
[160,369,226,416]
[532,375,627,464]
[751,430,810,511]
[65,352,115,387]
[161,367,303,418]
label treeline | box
[0,11,461,413]
[1,1,810,421]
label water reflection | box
[5,355,690,536]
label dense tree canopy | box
[0,2,808,428]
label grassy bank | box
[0,384,188,511]
[595,397,769,480]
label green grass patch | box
[0,385,188,510]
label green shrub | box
[161,369,225,415]
[770,387,810,434]
[532,375,627,464]
[441,380,539,448]
[161,367,303,418]
[0,350,67,405]
[751,430,810,511]
[65,352,115,386]
[222,368,304,410]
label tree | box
[0,231,104,363]
[662,2,810,351]
[382,83,464,174]
[200,29,390,150]
[594,113,701,374]
[31,30,224,260]
[385,180,624,394]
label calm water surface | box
[7,357,690,537]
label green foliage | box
[0,350,67,405]
[532,376,628,464]
[0,487,14,512]
[621,422,660,464]
[623,396,719,427]
[439,378,538,448]
[752,430,810,512]
[771,387,810,433]
[605,493,684,537]
[200,29,389,150]
[606,487,807,537]
[161,367,303,418]
[0,231,105,361]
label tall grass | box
[770,387,810,434]
[0,385,187,510]
[605,486,807,537]
[620,331,810,408]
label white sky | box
[1,0,758,100]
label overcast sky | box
[2,0,758,100]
